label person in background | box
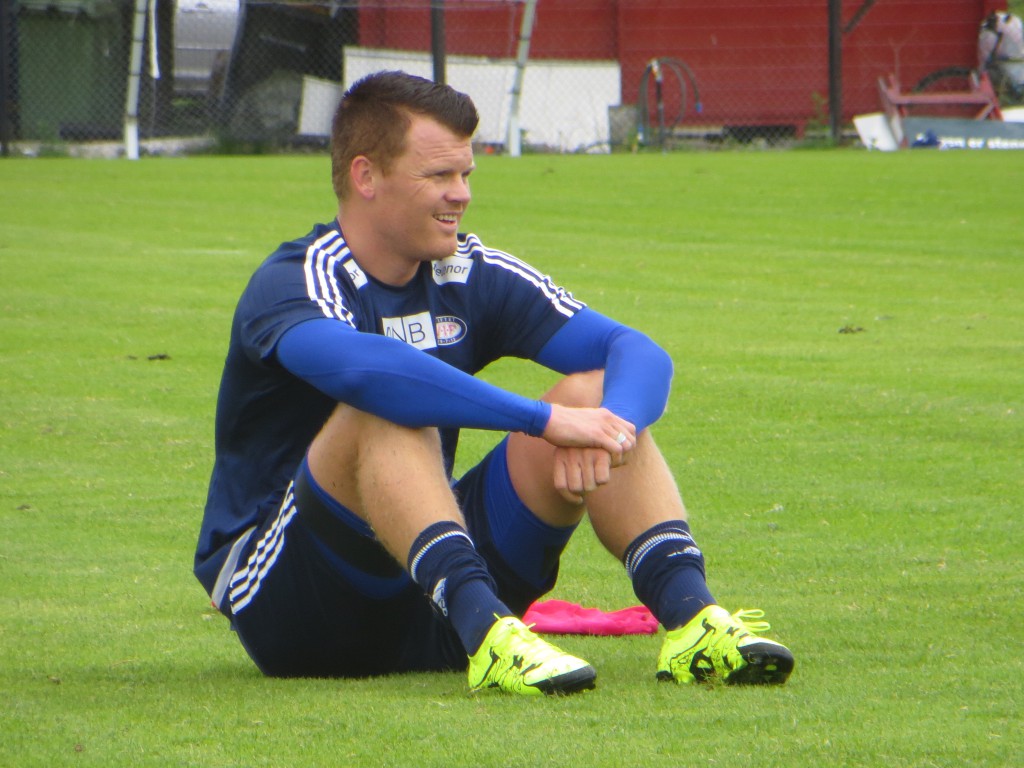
[979,11,1024,103]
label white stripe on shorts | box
[228,485,298,614]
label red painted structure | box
[357,1,1005,131]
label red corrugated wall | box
[357,0,1003,128]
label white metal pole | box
[148,0,160,80]
[507,0,538,157]
[124,0,148,160]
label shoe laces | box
[728,608,771,635]
[503,621,565,664]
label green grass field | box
[2,149,1022,767]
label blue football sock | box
[623,520,716,630]
[407,521,510,655]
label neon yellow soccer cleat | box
[468,616,597,696]
[657,605,794,685]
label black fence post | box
[431,0,445,85]
[0,0,12,155]
[828,0,843,143]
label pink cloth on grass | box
[521,599,658,636]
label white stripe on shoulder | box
[476,242,585,318]
[303,230,356,327]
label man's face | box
[373,114,475,267]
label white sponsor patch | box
[382,311,437,350]
[435,315,467,346]
[431,255,473,285]
[344,259,368,288]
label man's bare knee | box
[307,404,444,508]
[542,369,605,408]
[313,404,441,458]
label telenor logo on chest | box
[432,255,473,285]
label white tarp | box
[333,47,620,153]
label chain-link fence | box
[0,0,1009,156]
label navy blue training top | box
[194,220,672,595]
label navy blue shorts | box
[222,437,577,678]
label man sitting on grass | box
[194,70,794,694]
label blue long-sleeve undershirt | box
[534,308,673,431]
[275,308,672,436]
[276,319,551,435]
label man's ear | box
[349,155,376,199]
